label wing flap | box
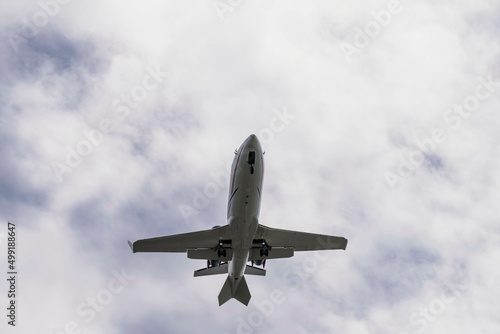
[187,248,233,261]
[130,225,231,253]
[255,224,347,251]
[248,247,294,261]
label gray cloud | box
[1,1,499,334]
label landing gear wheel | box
[218,248,226,257]
[260,239,271,257]
[215,241,226,258]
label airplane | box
[128,134,347,306]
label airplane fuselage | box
[226,134,264,285]
[129,133,347,306]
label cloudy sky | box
[1,0,499,333]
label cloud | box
[1,0,500,333]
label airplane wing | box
[129,225,231,253]
[254,224,347,251]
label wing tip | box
[127,240,135,253]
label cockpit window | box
[248,151,255,164]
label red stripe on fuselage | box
[260,154,264,191]
[227,150,243,218]
[230,150,242,194]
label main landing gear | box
[259,239,271,257]
[215,241,226,258]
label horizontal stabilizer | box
[194,263,228,277]
[244,265,266,276]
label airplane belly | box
[228,183,261,245]
[228,181,261,279]
[128,134,348,307]
[229,249,249,279]
[226,136,264,282]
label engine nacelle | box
[254,259,265,266]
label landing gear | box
[259,240,271,257]
[218,248,226,257]
[215,242,226,258]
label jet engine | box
[209,259,220,267]
[253,259,266,267]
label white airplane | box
[128,134,347,306]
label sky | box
[0,0,499,333]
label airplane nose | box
[247,134,258,144]
[245,134,260,150]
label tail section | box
[234,276,251,306]
[218,276,233,306]
[244,265,266,276]
[218,276,251,306]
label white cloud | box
[1,0,499,333]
